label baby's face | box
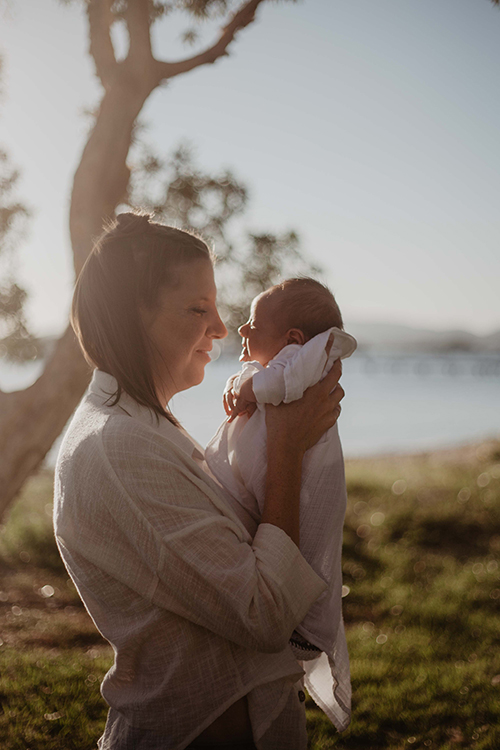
[238,293,287,366]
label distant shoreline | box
[346,437,500,467]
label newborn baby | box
[205,277,356,731]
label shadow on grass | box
[9,525,66,574]
[387,509,500,560]
[23,630,107,650]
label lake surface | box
[1,352,499,463]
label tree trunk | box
[70,69,158,274]
[0,67,157,519]
[0,328,90,518]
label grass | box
[1,441,500,749]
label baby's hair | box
[267,277,343,340]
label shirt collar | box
[89,370,204,462]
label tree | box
[128,140,321,334]
[0,151,37,362]
[0,0,318,518]
[0,57,39,363]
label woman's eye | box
[192,308,207,315]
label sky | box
[0,0,499,337]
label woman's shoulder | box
[59,390,183,472]
[57,399,207,515]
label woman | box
[54,212,345,750]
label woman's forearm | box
[260,362,343,547]
[261,440,303,547]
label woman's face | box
[144,259,227,403]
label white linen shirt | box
[53,370,328,750]
[205,327,357,732]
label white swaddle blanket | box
[205,326,357,732]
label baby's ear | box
[286,328,306,346]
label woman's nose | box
[211,310,228,339]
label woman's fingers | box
[329,384,345,407]
[324,331,334,357]
[319,358,342,393]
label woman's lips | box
[196,349,211,362]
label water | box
[1,352,499,462]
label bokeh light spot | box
[392,479,407,495]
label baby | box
[205,277,356,730]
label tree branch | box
[125,0,153,66]
[87,0,117,89]
[153,0,266,82]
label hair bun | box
[114,212,151,236]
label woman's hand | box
[265,359,344,458]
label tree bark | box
[0,328,91,518]
[70,68,158,274]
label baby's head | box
[238,277,343,366]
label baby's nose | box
[238,323,248,337]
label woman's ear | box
[286,328,306,346]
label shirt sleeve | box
[252,343,320,405]
[251,355,290,406]
[254,330,358,405]
[231,361,263,396]
[94,421,328,654]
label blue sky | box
[1,0,499,336]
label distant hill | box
[345,322,500,353]
[5,325,500,363]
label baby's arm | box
[238,378,256,406]
[223,374,257,422]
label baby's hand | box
[228,395,257,422]
[223,375,239,417]
[224,377,257,422]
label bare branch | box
[153,0,265,82]
[87,0,117,88]
[125,0,154,66]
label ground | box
[0,440,499,749]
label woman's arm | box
[261,360,343,546]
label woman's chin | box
[194,370,206,386]
[191,363,208,387]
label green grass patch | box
[0,647,110,750]
[0,445,500,749]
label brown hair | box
[266,277,343,340]
[71,212,213,423]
